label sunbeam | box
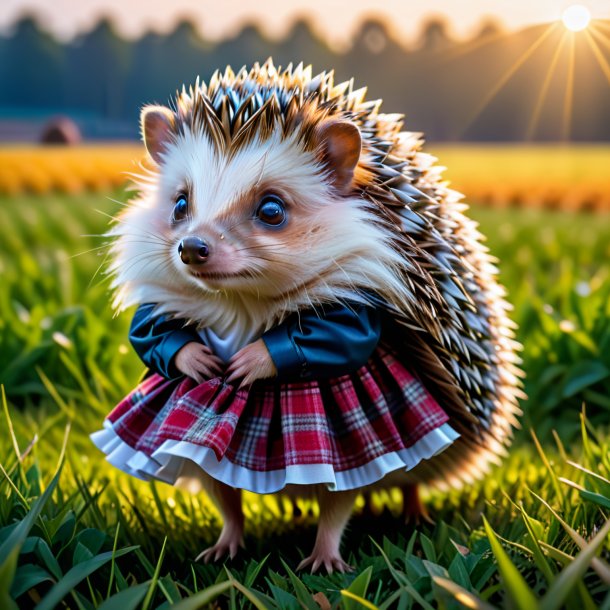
[589,25,610,53]
[526,32,568,140]
[441,29,509,63]
[459,22,559,138]
[584,29,610,86]
[594,19,610,33]
[562,34,576,140]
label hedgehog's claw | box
[297,551,353,574]
[195,526,244,563]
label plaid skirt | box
[91,346,458,493]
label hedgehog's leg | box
[402,484,433,524]
[192,473,244,563]
[298,488,357,574]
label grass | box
[0,190,609,608]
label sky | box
[2,0,610,47]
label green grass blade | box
[73,474,108,531]
[169,580,232,610]
[97,581,150,610]
[36,368,75,418]
[529,488,610,584]
[150,482,170,531]
[0,460,63,608]
[225,568,277,610]
[58,352,101,407]
[10,563,55,600]
[158,574,183,603]
[377,588,405,610]
[559,478,610,510]
[105,522,120,599]
[370,538,435,610]
[279,559,319,610]
[432,576,497,610]
[518,504,556,584]
[540,519,610,610]
[576,487,610,510]
[141,536,167,610]
[36,546,138,610]
[565,460,610,486]
[0,547,21,610]
[537,539,602,608]
[244,554,270,588]
[538,542,574,565]
[531,429,564,504]
[340,589,380,609]
[0,460,30,509]
[1,386,23,468]
[482,516,539,610]
[343,565,373,610]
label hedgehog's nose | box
[178,237,209,265]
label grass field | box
[1,187,610,608]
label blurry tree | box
[123,31,167,116]
[344,19,408,110]
[1,14,610,141]
[156,20,217,88]
[474,18,504,41]
[65,18,130,119]
[274,18,339,75]
[0,15,64,108]
[122,20,217,120]
[418,18,453,52]
[213,23,273,73]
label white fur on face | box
[109,125,417,350]
[161,128,331,223]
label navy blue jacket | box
[129,302,382,382]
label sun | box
[562,4,591,32]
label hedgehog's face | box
[118,104,365,300]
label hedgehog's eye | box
[256,195,286,227]
[172,194,189,223]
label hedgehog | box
[91,59,523,573]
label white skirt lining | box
[90,420,459,494]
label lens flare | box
[562,5,591,32]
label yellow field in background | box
[429,144,610,212]
[0,144,143,196]
[0,143,608,211]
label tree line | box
[1,15,609,141]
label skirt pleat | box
[91,346,459,493]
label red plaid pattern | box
[107,346,449,473]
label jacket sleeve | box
[129,303,202,379]
[261,302,382,381]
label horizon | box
[2,0,610,48]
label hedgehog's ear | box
[315,120,361,193]
[141,105,176,165]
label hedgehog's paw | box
[195,525,244,563]
[297,549,353,574]
[402,484,435,525]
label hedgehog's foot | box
[298,487,357,574]
[402,484,434,525]
[297,548,353,573]
[186,470,245,563]
[196,522,245,563]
